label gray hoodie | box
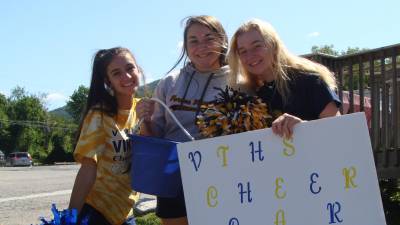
[151,64,229,142]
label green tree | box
[311,45,369,57]
[45,130,74,163]
[1,87,77,163]
[341,47,369,55]
[66,85,89,123]
[9,86,26,101]
[0,93,11,152]
[311,44,339,56]
[43,112,76,163]
[6,87,48,160]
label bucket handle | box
[134,97,195,141]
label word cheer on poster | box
[177,113,386,225]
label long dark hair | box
[85,47,135,117]
[166,15,228,74]
[74,47,137,147]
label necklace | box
[114,109,134,140]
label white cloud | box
[46,93,67,102]
[307,32,320,37]
[45,92,68,110]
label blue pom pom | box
[34,204,77,225]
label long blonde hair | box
[228,19,337,101]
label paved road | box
[0,164,156,225]
[0,164,79,225]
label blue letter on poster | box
[310,172,322,194]
[250,141,264,162]
[327,202,343,224]
[188,151,202,172]
[229,217,239,225]
[238,182,253,204]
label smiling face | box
[236,28,275,82]
[186,23,222,73]
[106,53,140,98]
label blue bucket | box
[130,134,182,198]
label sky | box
[1,0,398,110]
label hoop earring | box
[104,83,114,96]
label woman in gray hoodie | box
[136,15,229,225]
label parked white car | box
[6,152,33,167]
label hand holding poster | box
[177,112,386,225]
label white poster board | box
[177,113,386,225]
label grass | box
[135,213,161,225]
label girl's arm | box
[68,157,97,214]
[318,101,341,118]
[272,101,340,138]
[139,121,153,136]
[271,113,303,138]
[136,99,155,136]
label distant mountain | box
[49,106,73,120]
[136,79,160,97]
[50,80,160,119]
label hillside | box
[49,105,73,120]
[136,79,160,97]
[49,80,160,119]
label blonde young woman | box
[228,19,341,137]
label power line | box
[0,119,77,131]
